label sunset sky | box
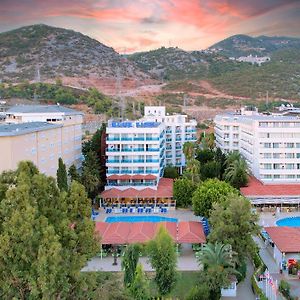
[1,0,300,53]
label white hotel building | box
[102,106,197,204]
[215,107,300,184]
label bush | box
[186,284,210,300]
[279,280,293,300]
[236,260,247,283]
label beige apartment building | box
[0,105,83,176]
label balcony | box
[185,129,196,133]
[166,154,172,158]
[107,148,120,152]
[132,170,144,174]
[120,137,133,141]
[121,159,132,163]
[107,159,120,163]
[146,159,159,163]
[121,170,132,174]
[133,159,145,163]
[146,137,159,141]
[166,130,172,134]
[146,169,159,174]
[121,148,133,152]
[107,137,120,141]
[175,161,181,166]
[176,153,181,157]
[175,145,181,149]
[107,170,120,174]
[133,137,145,141]
[175,137,182,141]
[133,148,145,152]
[147,148,159,152]
[166,138,172,142]
[185,137,196,141]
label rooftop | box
[240,176,300,197]
[0,122,62,137]
[101,178,173,199]
[6,105,82,115]
[265,226,300,253]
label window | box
[263,174,272,179]
[263,143,271,148]
[287,175,295,179]
[263,164,272,169]
[286,153,294,159]
[262,153,272,159]
[286,143,294,148]
[273,153,280,159]
[273,164,281,169]
[274,175,280,179]
[273,143,280,148]
[286,164,294,169]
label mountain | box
[127,47,233,80]
[209,34,300,57]
[0,24,150,86]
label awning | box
[177,221,206,244]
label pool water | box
[276,217,300,227]
[105,215,178,223]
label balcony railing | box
[121,159,132,163]
[166,130,172,134]
[107,170,120,174]
[146,137,159,141]
[107,148,120,152]
[166,138,172,142]
[107,159,120,163]
[146,169,159,174]
[146,159,159,163]
[147,148,159,152]
[133,137,145,141]
[133,159,145,163]
[176,153,181,157]
[107,137,120,141]
[185,129,196,133]
[175,137,182,141]
[121,170,132,174]
[132,170,144,174]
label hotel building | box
[101,106,197,206]
[215,107,300,184]
[0,105,83,176]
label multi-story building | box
[0,122,66,176]
[215,107,300,184]
[2,105,83,173]
[101,106,197,207]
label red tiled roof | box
[101,222,131,244]
[127,222,156,243]
[177,221,206,244]
[101,178,173,199]
[107,175,157,181]
[156,222,177,242]
[240,176,300,197]
[265,227,300,253]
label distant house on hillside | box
[236,54,270,66]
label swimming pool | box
[276,216,300,227]
[105,215,178,223]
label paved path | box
[222,260,256,300]
[82,244,199,272]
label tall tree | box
[224,158,248,189]
[129,263,150,300]
[208,194,259,262]
[0,162,99,299]
[184,158,201,184]
[57,157,68,192]
[183,141,196,161]
[68,164,80,182]
[192,179,238,218]
[122,244,141,288]
[163,165,179,179]
[197,242,238,299]
[173,178,196,207]
[147,226,177,296]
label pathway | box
[222,260,256,300]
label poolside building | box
[264,226,300,267]
[215,106,300,184]
[101,106,197,208]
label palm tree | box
[225,151,241,167]
[183,142,195,161]
[184,158,200,184]
[197,242,239,299]
[197,242,237,271]
[224,157,248,189]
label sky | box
[0,0,300,53]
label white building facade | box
[5,105,83,170]
[105,106,197,190]
[215,107,300,184]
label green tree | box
[197,242,238,299]
[186,284,210,300]
[208,194,259,262]
[184,158,201,184]
[163,165,179,179]
[122,244,141,288]
[68,164,80,182]
[224,157,248,189]
[173,178,196,207]
[0,162,99,299]
[129,263,150,300]
[196,149,215,164]
[57,157,68,192]
[192,179,238,218]
[147,226,177,295]
[200,161,221,181]
[183,141,196,161]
